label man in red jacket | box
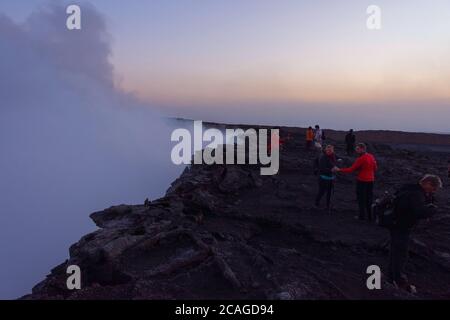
[334,143,378,220]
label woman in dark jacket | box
[315,145,337,210]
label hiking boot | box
[408,284,418,294]
[393,275,416,293]
[393,280,410,292]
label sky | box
[2,0,450,130]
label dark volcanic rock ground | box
[25,127,450,300]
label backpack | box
[373,188,411,228]
[372,191,398,228]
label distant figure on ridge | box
[345,129,356,156]
[306,127,314,150]
[314,145,337,211]
[314,125,323,149]
[268,131,284,153]
[334,143,378,221]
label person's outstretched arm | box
[339,157,363,174]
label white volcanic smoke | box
[0,4,182,298]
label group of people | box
[314,142,377,222]
[306,125,326,150]
[308,126,443,292]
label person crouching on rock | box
[314,145,337,211]
[333,143,377,221]
[388,174,442,292]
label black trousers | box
[346,144,355,155]
[315,178,333,208]
[389,228,411,283]
[356,181,374,220]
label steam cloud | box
[0,3,181,298]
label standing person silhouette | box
[314,145,337,212]
[345,129,356,156]
[334,143,377,220]
[388,175,441,292]
[313,125,323,149]
[305,127,314,150]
